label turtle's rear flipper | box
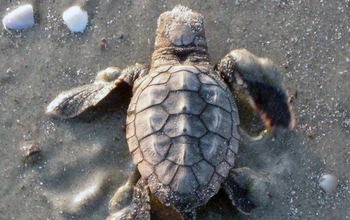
[223,167,274,215]
[216,49,295,129]
[222,169,256,214]
[107,170,151,220]
[46,64,149,119]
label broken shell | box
[22,140,41,165]
[319,174,338,193]
[22,140,41,157]
[62,6,88,33]
[2,4,35,30]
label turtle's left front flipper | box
[46,64,148,119]
[216,49,295,129]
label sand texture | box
[0,0,349,219]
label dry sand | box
[0,0,349,219]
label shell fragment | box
[2,4,35,30]
[319,174,338,193]
[62,6,88,33]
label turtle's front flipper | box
[46,64,148,119]
[107,170,151,220]
[216,49,294,129]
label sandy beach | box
[0,0,349,219]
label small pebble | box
[2,4,35,30]
[342,119,350,130]
[100,38,107,50]
[22,140,41,165]
[22,140,41,157]
[62,6,88,33]
[319,174,338,193]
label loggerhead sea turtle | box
[46,5,294,220]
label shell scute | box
[134,106,168,140]
[229,137,239,153]
[132,148,143,165]
[127,135,139,153]
[162,91,206,115]
[155,160,178,185]
[140,132,171,165]
[192,160,215,185]
[139,76,153,90]
[207,173,222,195]
[163,114,207,138]
[149,65,172,77]
[199,133,228,166]
[199,84,232,112]
[200,105,232,140]
[225,149,236,166]
[150,73,171,85]
[168,65,199,74]
[197,73,217,85]
[167,136,202,166]
[167,70,200,91]
[138,160,154,179]
[135,84,169,113]
[126,121,135,139]
[216,161,231,178]
[170,166,199,194]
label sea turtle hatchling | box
[46,5,294,220]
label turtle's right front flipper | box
[46,64,148,119]
[216,49,295,130]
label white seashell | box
[62,6,88,33]
[319,174,338,193]
[2,4,35,30]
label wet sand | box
[0,1,349,219]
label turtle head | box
[155,5,207,49]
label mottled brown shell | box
[126,64,239,209]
